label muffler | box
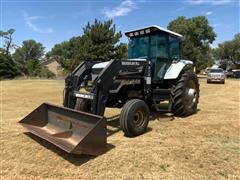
[19,103,106,156]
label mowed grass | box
[0,78,239,179]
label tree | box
[0,52,18,79]
[115,43,128,59]
[47,36,90,70]
[0,29,19,78]
[0,29,15,55]
[13,40,45,76]
[168,16,216,72]
[82,19,122,61]
[48,19,127,71]
[214,33,240,69]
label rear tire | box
[120,99,150,137]
[171,72,200,116]
[74,98,91,113]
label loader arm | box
[63,61,98,109]
[70,59,149,116]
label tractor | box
[19,25,199,156]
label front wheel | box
[74,98,92,113]
[120,99,150,137]
[171,72,200,116]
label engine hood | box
[92,59,147,69]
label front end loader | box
[19,25,199,156]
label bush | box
[0,53,18,79]
[27,59,41,77]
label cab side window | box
[169,36,180,59]
[157,36,168,59]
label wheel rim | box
[133,110,145,127]
[185,80,197,109]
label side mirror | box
[172,56,179,63]
[172,55,179,60]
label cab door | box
[150,33,181,82]
[150,33,169,81]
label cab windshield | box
[127,33,181,81]
[128,36,149,59]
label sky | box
[1,0,240,52]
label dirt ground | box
[1,78,239,179]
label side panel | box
[164,60,193,79]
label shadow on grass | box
[106,115,121,137]
[24,132,115,166]
[197,76,207,79]
[150,111,175,121]
[207,81,225,85]
[149,108,201,121]
[23,108,201,165]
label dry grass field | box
[1,78,240,179]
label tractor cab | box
[125,25,183,81]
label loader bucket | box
[19,103,106,156]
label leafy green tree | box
[48,19,127,71]
[214,33,240,69]
[13,40,44,76]
[0,52,18,79]
[115,43,128,59]
[0,29,19,78]
[168,16,216,72]
[47,36,90,70]
[26,59,41,76]
[0,28,15,55]
[83,19,122,61]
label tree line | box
[46,19,128,71]
[0,30,54,78]
[0,16,239,79]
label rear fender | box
[164,60,193,80]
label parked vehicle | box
[225,70,235,78]
[207,68,225,84]
[232,69,240,78]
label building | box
[40,57,63,77]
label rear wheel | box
[74,98,92,113]
[171,72,200,116]
[120,99,150,137]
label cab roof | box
[125,25,183,38]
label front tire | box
[74,98,92,113]
[171,72,200,116]
[120,99,150,137]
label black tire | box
[74,98,92,112]
[171,72,200,116]
[120,99,150,137]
